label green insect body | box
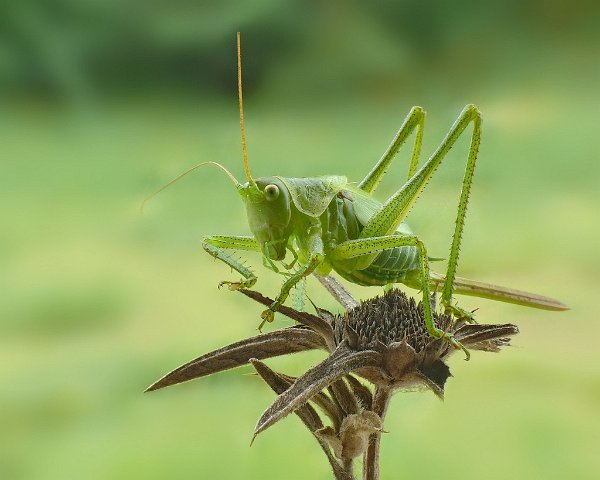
[201,104,566,360]
[146,34,567,358]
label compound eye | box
[264,184,279,201]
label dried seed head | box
[148,285,520,480]
[334,289,452,352]
[329,289,517,395]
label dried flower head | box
[146,287,518,480]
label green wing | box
[277,175,348,217]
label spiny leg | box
[202,235,260,290]
[291,276,306,312]
[259,228,325,329]
[359,105,482,240]
[436,107,482,318]
[358,106,426,194]
[331,235,470,360]
[259,252,324,330]
[357,105,482,321]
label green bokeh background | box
[2,2,599,479]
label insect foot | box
[433,328,470,361]
[258,306,277,331]
[218,278,257,291]
[443,302,477,324]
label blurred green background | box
[2,1,599,479]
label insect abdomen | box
[337,246,420,286]
[322,194,420,286]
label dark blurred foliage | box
[2,0,599,104]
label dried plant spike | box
[330,378,360,416]
[145,327,322,392]
[250,359,355,480]
[253,345,381,437]
[345,375,373,410]
[239,289,334,341]
[312,392,345,433]
[455,323,519,350]
[250,359,324,433]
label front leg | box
[259,252,324,329]
[202,235,259,290]
[259,226,325,330]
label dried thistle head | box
[146,287,518,479]
[330,289,516,396]
[247,289,518,438]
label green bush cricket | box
[144,33,567,358]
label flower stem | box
[362,386,392,480]
[322,442,355,480]
[338,459,356,480]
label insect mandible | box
[144,33,567,358]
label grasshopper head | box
[235,35,292,261]
[239,177,293,261]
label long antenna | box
[140,162,240,214]
[237,32,255,187]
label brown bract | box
[146,288,518,480]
